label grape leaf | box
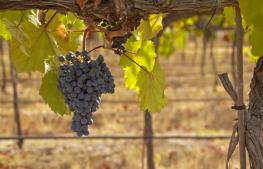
[175,30,187,49]
[158,28,176,57]
[240,0,263,28]
[137,14,163,40]
[249,28,263,56]
[3,11,83,73]
[136,61,167,112]
[49,12,85,53]
[0,19,12,40]
[120,36,156,89]
[224,7,235,25]
[11,26,59,72]
[239,0,263,57]
[39,68,69,115]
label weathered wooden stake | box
[10,58,23,149]
[144,110,155,169]
[0,39,7,93]
[192,38,198,66]
[231,36,237,87]
[209,40,218,91]
[235,6,246,169]
[201,30,208,77]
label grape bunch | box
[111,33,132,51]
[57,51,115,136]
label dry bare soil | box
[0,39,255,169]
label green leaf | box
[224,7,235,25]
[120,36,156,89]
[240,0,263,28]
[137,14,163,40]
[39,68,69,115]
[4,11,83,73]
[136,61,167,112]
[0,19,12,40]
[244,46,260,62]
[10,26,59,72]
[249,28,263,56]
[175,30,187,49]
[158,28,176,57]
[49,12,84,53]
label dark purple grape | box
[57,51,115,136]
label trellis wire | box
[0,135,231,140]
[0,97,230,104]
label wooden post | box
[10,60,23,149]
[181,47,186,64]
[235,6,246,169]
[0,39,7,93]
[192,38,198,66]
[144,110,155,169]
[231,35,237,87]
[201,31,208,77]
[209,40,218,91]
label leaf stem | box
[82,28,89,51]
[44,11,58,29]
[120,51,150,74]
[16,11,26,27]
[87,45,104,53]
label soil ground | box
[0,37,255,169]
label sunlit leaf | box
[137,14,163,40]
[120,36,156,89]
[137,61,167,112]
[0,19,12,40]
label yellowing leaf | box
[158,27,176,57]
[56,24,69,41]
[137,14,163,40]
[4,11,84,73]
[120,36,156,90]
[149,14,163,38]
[0,19,11,40]
[137,61,167,112]
[137,19,152,40]
[121,66,140,90]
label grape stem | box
[44,11,58,29]
[82,28,89,51]
[87,45,104,53]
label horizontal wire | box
[0,135,231,140]
[0,97,230,104]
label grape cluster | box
[111,33,132,51]
[57,51,115,136]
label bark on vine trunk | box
[246,57,263,169]
[0,0,238,13]
[0,0,238,32]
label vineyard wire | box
[0,135,231,140]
